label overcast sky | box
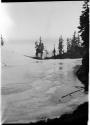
[1,1,83,41]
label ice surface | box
[1,46,87,123]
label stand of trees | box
[35,37,44,59]
[66,31,84,58]
[34,2,88,60]
[35,32,84,60]
[52,32,84,59]
[76,0,89,92]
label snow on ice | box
[1,46,88,123]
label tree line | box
[35,31,84,59]
[76,0,89,92]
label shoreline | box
[2,64,88,125]
[2,102,88,125]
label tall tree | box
[76,33,81,47]
[71,31,82,52]
[78,0,89,50]
[52,44,56,58]
[66,31,83,58]
[71,31,77,48]
[58,36,63,56]
[67,38,72,53]
[77,0,89,92]
[78,0,89,62]
[69,31,77,55]
[35,37,44,59]
[1,35,4,46]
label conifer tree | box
[78,0,89,50]
[67,38,71,53]
[52,44,56,58]
[58,36,63,56]
[77,0,89,92]
[1,35,4,46]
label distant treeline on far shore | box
[34,31,85,60]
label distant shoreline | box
[24,55,82,60]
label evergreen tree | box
[35,41,39,57]
[78,0,89,58]
[67,38,72,53]
[78,0,89,50]
[66,31,83,58]
[71,31,77,49]
[52,44,56,58]
[77,0,89,92]
[71,31,82,55]
[68,31,76,56]
[58,36,63,56]
[35,37,44,59]
[76,33,81,47]
[1,35,4,46]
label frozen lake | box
[1,47,88,123]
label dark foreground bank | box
[76,53,89,92]
[2,102,88,125]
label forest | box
[34,31,84,60]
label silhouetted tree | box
[58,36,64,56]
[66,31,83,58]
[35,41,39,57]
[52,44,56,58]
[76,33,81,47]
[35,37,44,59]
[70,31,77,52]
[78,0,89,50]
[1,35,4,46]
[77,0,89,92]
[67,38,72,54]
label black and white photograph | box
[1,1,89,125]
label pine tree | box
[78,0,89,60]
[67,38,71,53]
[35,41,39,57]
[76,33,81,47]
[66,31,83,58]
[78,0,89,49]
[71,31,77,48]
[52,44,56,58]
[35,37,44,59]
[77,0,89,92]
[69,31,77,55]
[1,35,4,46]
[58,36,63,56]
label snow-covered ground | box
[1,46,88,123]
